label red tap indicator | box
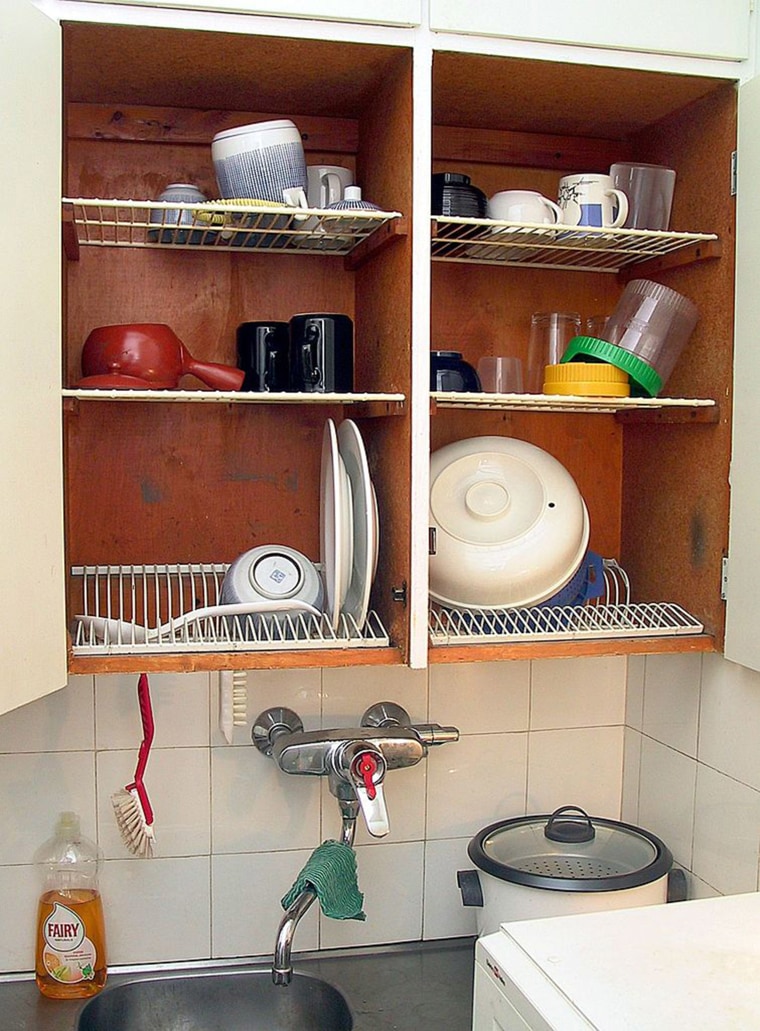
[353,753,379,800]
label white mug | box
[307,165,354,208]
[558,173,628,228]
[488,190,563,226]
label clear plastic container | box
[34,812,107,999]
[527,312,581,392]
[603,279,698,390]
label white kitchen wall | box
[623,651,760,901]
[0,656,626,973]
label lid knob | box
[544,805,596,843]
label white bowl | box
[429,436,589,610]
[220,545,324,635]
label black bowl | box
[430,350,482,391]
[432,173,487,218]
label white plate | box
[337,419,377,630]
[320,419,353,631]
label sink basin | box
[76,970,353,1030]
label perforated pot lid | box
[429,436,589,609]
[468,807,673,893]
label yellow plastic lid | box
[543,362,630,397]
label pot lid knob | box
[544,805,596,843]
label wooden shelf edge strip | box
[428,633,715,662]
[344,217,408,270]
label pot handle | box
[544,805,595,843]
[182,355,245,391]
[456,869,484,908]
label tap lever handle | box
[353,752,379,800]
[350,748,389,837]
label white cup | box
[477,356,524,393]
[488,189,563,226]
[307,165,354,208]
[557,173,629,229]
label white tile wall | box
[692,764,760,895]
[637,734,696,869]
[212,849,319,959]
[699,652,760,789]
[0,654,635,973]
[626,651,760,904]
[530,655,626,730]
[422,838,478,941]
[642,652,701,756]
[526,727,624,817]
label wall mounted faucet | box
[252,701,459,986]
[253,701,459,838]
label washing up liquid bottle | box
[34,811,107,999]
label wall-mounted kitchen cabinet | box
[59,0,422,27]
[6,1,751,703]
[428,0,751,63]
[60,22,414,674]
[427,52,736,663]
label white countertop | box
[478,892,760,1029]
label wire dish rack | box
[63,198,403,257]
[70,564,389,655]
[431,217,718,273]
[428,560,704,645]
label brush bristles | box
[112,788,155,858]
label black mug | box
[289,313,354,393]
[236,321,290,392]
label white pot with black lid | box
[458,806,682,936]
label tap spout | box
[272,888,316,986]
[272,806,358,986]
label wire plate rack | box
[63,198,403,256]
[431,391,716,415]
[428,601,704,646]
[428,559,703,645]
[70,563,389,655]
[431,217,718,273]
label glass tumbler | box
[527,312,581,392]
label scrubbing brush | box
[112,672,156,858]
[219,670,248,744]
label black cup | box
[289,314,354,393]
[236,321,290,392]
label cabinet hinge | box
[428,526,437,555]
[731,151,738,197]
[721,556,729,601]
[391,582,407,606]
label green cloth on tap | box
[281,839,366,921]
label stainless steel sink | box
[75,970,353,1030]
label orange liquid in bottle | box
[35,888,107,999]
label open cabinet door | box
[0,2,67,711]
[724,72,760,671]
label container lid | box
[561,336,663,397]
[429,436,589,610]
[468,806,672,892]
[543,361,630,397]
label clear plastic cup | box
[477,356,524,393]
[610,163,676,231]
[527,312,581,393]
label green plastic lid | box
[560,336,663,398]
